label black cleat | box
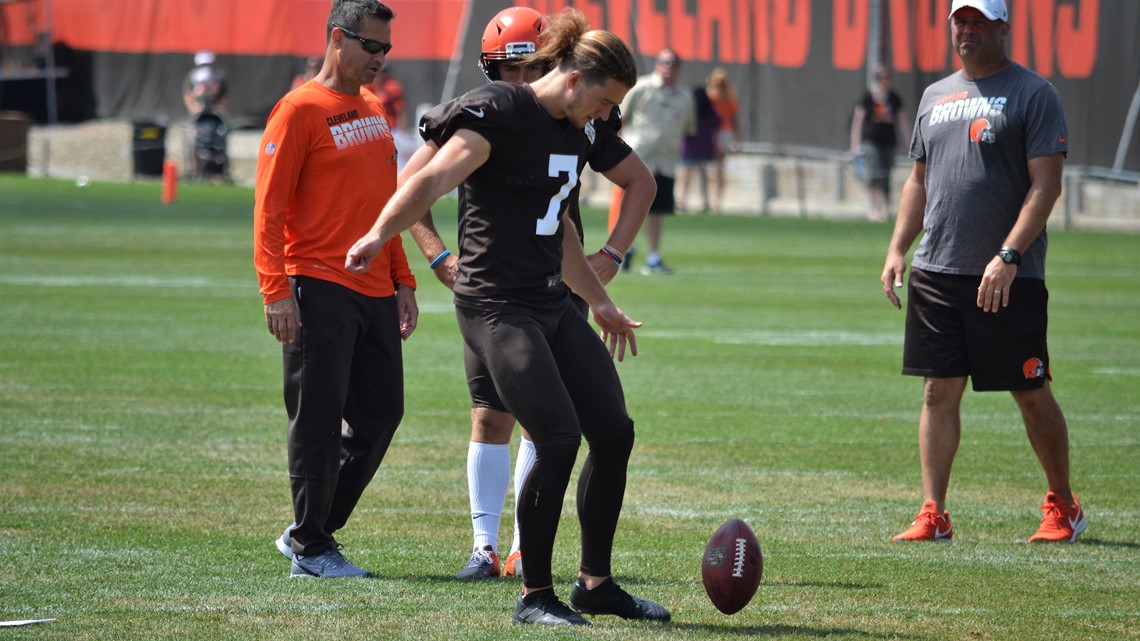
[569,577,671,622]
[512,588,591,626]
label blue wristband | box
[429,249,451,269]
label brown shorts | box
[456,295,630,446]
[465,293,588,412]
[903,268,1051,391]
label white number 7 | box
[536,154,579,236]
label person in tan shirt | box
[619,49,696,274]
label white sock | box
[647,251,661,265]
[510,436,537,554]
[467,441,510,552]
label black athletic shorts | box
[649,173,676,215]
[863,143,894,197]
[903,267,1051,391]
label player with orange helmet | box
[478,6,550,82]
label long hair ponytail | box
[530,8,638,88]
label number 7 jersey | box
[418,81,594,308]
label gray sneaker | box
[455,545,500,580]
[275,524,295,560]
[640,260,673,276]
[276,524,339,562]
[290,544,372,578]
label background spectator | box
[706,68,739,214]
[369,66,412,169]
[619,48,696,275]
[183,50,230,180]
[291,56,322,91]
[676,86,721,212]
[182,50,228,117]
[850,65,910,222]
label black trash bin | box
[132,121,166,177]
[0,111,31,173]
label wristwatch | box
[997,246,1022,266]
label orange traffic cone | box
[161,160,178,204]
[607,186,623,232]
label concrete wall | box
[24,120,1140,234]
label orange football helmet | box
[479,7,549,81]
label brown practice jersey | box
[419,82,629,306]
[565,107,630,243]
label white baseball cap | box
[949,0,1008,21]
[194,50,216,66]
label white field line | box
[0,275,217,288]
[644,328,900,346]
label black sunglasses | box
[332,23,393,55]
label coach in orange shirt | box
[253,0,416,578]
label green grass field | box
[1,174,1138,640]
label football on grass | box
[701,518,763,615]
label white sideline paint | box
[0,619,56,627]
[646,328,899,346]
[0,275,212,288]
[1091,367,1140,376]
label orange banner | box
[0,0,468,60]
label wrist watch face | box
[999,249,1017,264]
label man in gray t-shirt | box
[879,0,1085,545]
[909,62,1067,280]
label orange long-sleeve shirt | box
[254,80,414,305]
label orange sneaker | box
[503,549,523,577]
[1029,492,1087,543]
[893,500,953,541]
